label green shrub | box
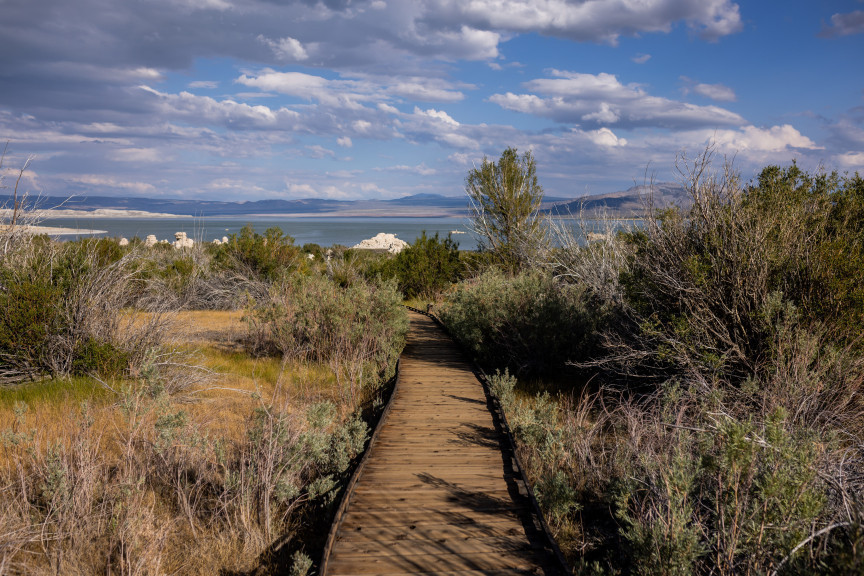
[215,224,300,281]
[611,160,864,384]
[441,268,599,376]
[71,337,129,378]
[0,237,167,381]
[388,231,464,299]
[246,274,408,404]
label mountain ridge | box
[3,187,687,218]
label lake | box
[38,215,640,251]
[39,216,479,250]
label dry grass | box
[0,309,354,574]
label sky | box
[1,0,863,201]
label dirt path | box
[321,311,563,575]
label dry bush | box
[483,148,864,573]
[441,268,600,377]
[135,243,268,312]
[0,236,180,384]
[0,364,369,574]
[246,274,408,407]
[548,207,634,306]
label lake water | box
[40,216,480,250]
[38,215,640,251]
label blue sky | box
[1,0,862,201]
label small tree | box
[392,231,462,300]
[465,147,548,273]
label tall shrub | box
[391,231,463,299]
[246,274,408,404]
[441,268,598,376]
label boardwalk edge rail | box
[318,358,401,575]
[405,305,573,576]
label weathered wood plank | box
[321,312,551,576]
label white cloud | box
[693,82,736,102]
[352,120,372,133]
[432,0,742,44]
[258,35,310,61]
[236,71,332,102]
[109,148,163,163]
[304,145,336,159]
[69,174,156,194]
[410,25,501,60]
[139,86,301,129]
[490,71,746,129]
[632,53,651,64]
[380,163,437,176]
[834,152,864,169]
[412,107,460,126]
[682,77,736,102]
[173,0,232,12]
[286,183,318,197]
[713,124,821,152]
[337,136,353,148]
[448,152,473,165]
[587,127,627,147]
[189,80,219,89]
[819,10,864,37]
[388,81,465,103]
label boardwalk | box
[321,311,564,575]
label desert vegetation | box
[4,143,863,575]
[438,146,864,574]
[0,192,408,573]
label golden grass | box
[0,309,352,573]
[0,310,341,464]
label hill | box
[546,183,690,218]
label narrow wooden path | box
[321,311,564,575]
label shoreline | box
[1,224,107,236]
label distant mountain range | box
[545,183,690,218]
[3,186,688,218]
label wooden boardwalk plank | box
[321,312,557,576]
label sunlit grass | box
[0,375,112,409]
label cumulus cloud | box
[337,136,353,148]
[632,53,651,64]
[430,0,742,44]
[235,69,467,109]
[490,71,746,129]
[139,86,302,129]
[258,35,310,61]
[834,152,864,168]
[587,127,628,147]
[819,11,864,37]
[395,107,480,149]
[713,124,821,152]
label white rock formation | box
[144,234,158,247]
[173,231,194,249]
[118,237,129,246]
[352,233,408,254]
